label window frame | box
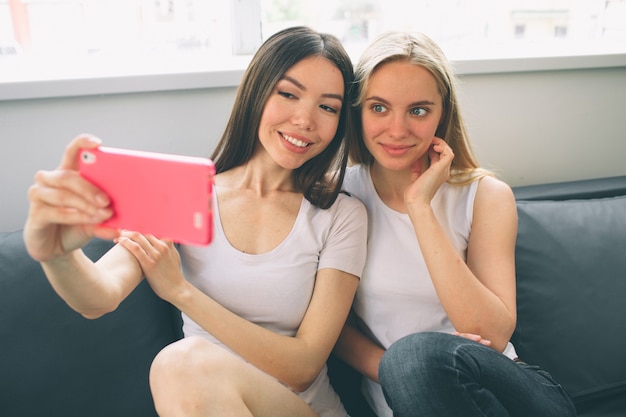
[1,52,625,101]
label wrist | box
[406,198,432,216]
[167,279,196,310]
[41,248,83,268]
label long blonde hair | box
[348,31,492,184]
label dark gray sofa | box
[1,175,625,417]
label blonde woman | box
[335,31,576,417]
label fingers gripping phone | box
[79,146,215,246]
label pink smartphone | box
[78,146,215,246]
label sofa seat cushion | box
[512,195,626,414]
[0,231,183,417]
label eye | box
[320,104,340,114]
[411,107,428,116]
[278,91,296,99]
[372,104,387,113]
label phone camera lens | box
[81,151,95,164]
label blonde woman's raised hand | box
[405,137,454,208]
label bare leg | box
[150,336,320,417]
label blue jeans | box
[378,332,576,417]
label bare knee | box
[151,336,213,381]
[150,336,247,417]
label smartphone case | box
[79,146,215,245]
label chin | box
[376,158,413,172]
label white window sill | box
[1,53,625,102]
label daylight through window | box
[1,0,625,82]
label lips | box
[281,133,311,148]
[381,143,414,156]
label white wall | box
[457,67,626,186]
[0,87,235,233]
[1,66,625,232]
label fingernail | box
[95,193,109,206]
[96,208,111,219]
[86,135,102,144]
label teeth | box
[282,134,309,148]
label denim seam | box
[452,343,489,417]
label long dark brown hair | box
[211,26,356,208]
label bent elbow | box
[80,311,106,320]
[78,303,119,320]
[492,337,512,354]
[288,365,323,393]
[492,321,517,353]
[290,379,315,393]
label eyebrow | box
[282,74,344,102]
[365,96,436,107]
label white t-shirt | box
[343,165,517,417]
[179,190,367,417]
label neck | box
[369,163,411,212]
[218,158,296,197]
[369,155,430,212]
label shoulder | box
[333,191,367,217]
[305,192,367,254]
[307,189,366,220]
[475,175,515,205]
[474,175,517,222]
[309,192,367,236]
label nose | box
[292,104,315,131]
[387,113,409,140]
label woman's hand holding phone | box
[23,134,118,263]
[25,133,215,266]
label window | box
[259,0,626,60]
[555,25,568,38]
[1,0,625,90]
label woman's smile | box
[258,55,344,169]
[361,60,443,172]
[379,143,415,156]
[280,132,312,152]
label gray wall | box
[2,66,626,232]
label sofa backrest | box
[511,175,626,415]
[0,231,184,417]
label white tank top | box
[343,165,516,417]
